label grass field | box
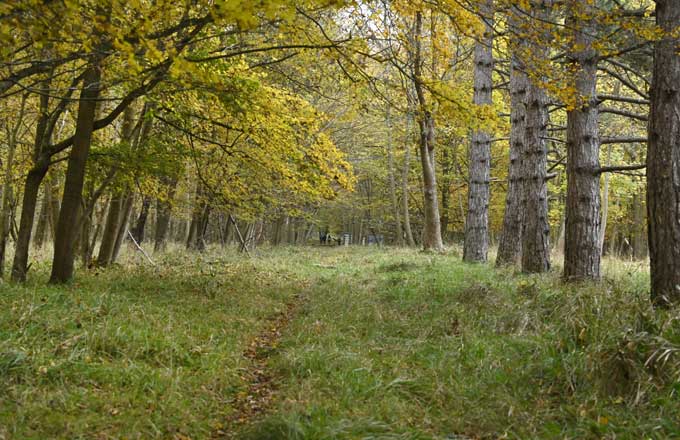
[1,246,679,439]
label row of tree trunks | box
[96,105,136,267]
[463,0,494,263]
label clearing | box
[1,247,679,439]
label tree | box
[563,0,602,281]
[463,0,494,262]
[496,9,527,267]
[647,0,680,305]
[49,61,102,283]
[520,1,552,273]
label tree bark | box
[50,62,101,283]
[464,0,494,263]
[647,0,680,305]
[521,67,551,273]
[563,2,601,281]
[497,40,527,267]
[519,2,552,273]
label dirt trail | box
[213,293,304,438]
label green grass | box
[240,247,679,440]
[1,246,679,439]
[0,249,309,439]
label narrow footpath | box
[214,293,304,438]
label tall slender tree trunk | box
[647,0,680,305]
[34,185,51,249]
[97,194,123,266]
[11,90,49,282]
[497,39,527,267]
[464,0,494,263]
[187,182,209,251]
[0,95,27,277]
[111,193,134,262]
[96,106,136,266]
[599,144,613,255]
[402,111,416,247]
[563,2,601,281]
[632,191,646,259]
[50,62,101,283]
[47,173,60,242]
[413,11,443,251]
[386,106,404,245]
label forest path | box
[214,291,306,438]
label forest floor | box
[1,246,679,439]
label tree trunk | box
[402,120,416,247]
[111,193,134,262]
[50,62,101,283]
[130,195,151,244]
[599,144,613,255]
[386,105,404,245]
[0,159,15,278]
[563,3,601,281]
[12,165,48,281]
[47,174,60,242]
[413,11,443,252]
[11,90,49,282]
[153,180,177,252]
[187,183,209,251]
[464,0,494,263]
[519,2,551,273]
[34,188,50,249]
[521,69,551,273]
[647,0,680,305]
[97,194,124,266]
[632,191,646,259]
[497,42,527,267]
[0,95,24,277]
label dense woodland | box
[2,1,680,438]
[1,0,677,293]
